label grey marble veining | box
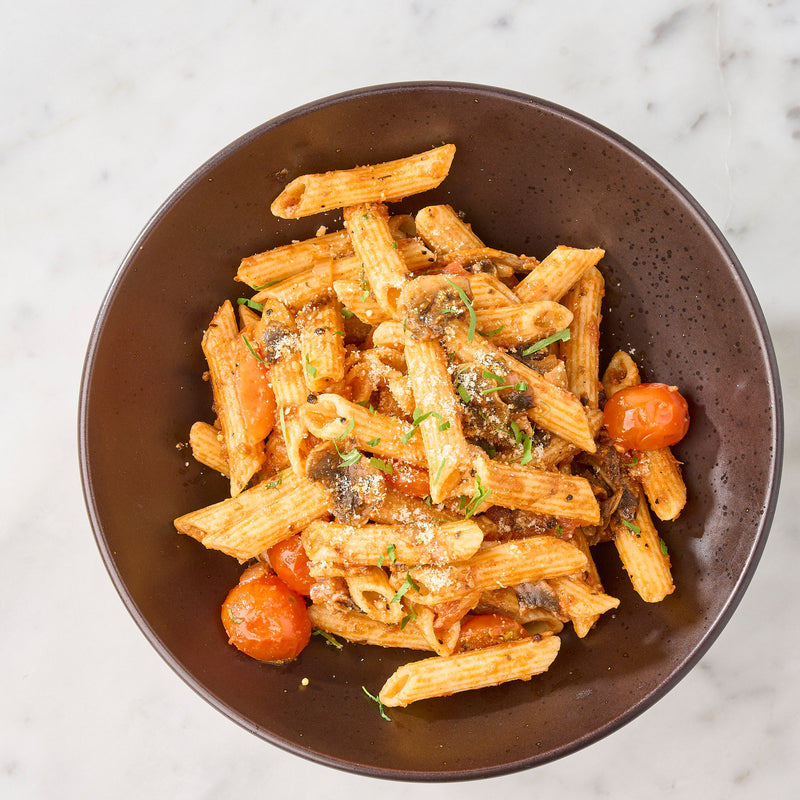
[1,0,797,797]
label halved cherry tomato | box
[232,332,276,445]
[456,613,529,652]
[384,460,430,498]
[441,260,470,276]
[221,570,311,663]
[603,382,689,451]
[267,534,314,596]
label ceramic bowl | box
[79,82,782,780]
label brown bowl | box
[79,82,782,780]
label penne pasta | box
[379,635,561,707]
[514,245,605,303]
[271,144,456,218]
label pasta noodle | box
[174,144,691,713]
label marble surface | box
[2,0,798,796]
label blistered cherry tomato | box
[456,614,529,652]
[384,460,430,498]
[221,570,311,663]
[267,535,314,596]
[232,332,276,445]
[603,383,689,450]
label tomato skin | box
[384,461,430,498]
[603,383,689,450]
[221,571,311,663]
[267,535,315,596]
[456,613,529,652]
[232,332,277,445]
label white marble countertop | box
[2,0,798,796]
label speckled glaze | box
[79,83,782,780]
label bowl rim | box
[78,80,784,781]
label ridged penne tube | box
[404,336,472,503]
[301,519,484,568]
[443,321,596,453]
[519,607,565,634]
[612,499,675,603]
[414,203,484,254]
[465,538,588,596]
[300,393,426,465]
[202,301,265,496]
[189,421,228,477]
[173,469,329,561]
[547,576,620,620]
[399,564,473,606]
[472,457,600,524]
[379,635,561,707]
[307,605,432,651]
[237,229,353,288]
[297,297,346,393]
[253,259,337,310]
[515,245,605,303]
[343,203,409,316]
[474,301,574,349]
[631,448,687,521]
[560,266,604,408]
[332,279,393,324]
[468,273,522,309]
[271,144,456,218]
[345,567,406,625]
[567,528,605,637]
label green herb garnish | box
[433,457,447,486]
[391,571,420,603]
[278,406,288,442]
[334,418,355,442]
[304,353,317,377]
[237,297,264,311]
[370,457,393,474]
[362,686,391,722]
[264,475,283,491]
[522,328,571,356]
[457,384,471,404]
[520,433,533,465]
[341,307,355,319]
[360,272,370,303]
[366,437,381,447]
[312,629,343,649]
[241,333,267,365]
[400,610,417,629]
[251,280,280,290]
[620,519,641,534]
[479,324,505,338]
[339,449,362,467]
[660,538,669,555]
[463,474,491,518]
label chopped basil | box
[479,324,505,338]
[555,524,564,537]
[251,279,280,290]
[359,272,370,303]
[366,437,381,447]
[264,475,283,491]
[338,449,362,467]
[660,538,669,555]
[433,457,447,485]
[334,417,355,442]
[278,406,288,443]
[237,297,264,311]
[341,307,355,319]
[400,610,417,629]
[457,384,471,404]
[391,571,420,603]
[362,686,391,722]
[510,420,522,444]
[312,629,343,649]
[482,369,506,383]
[464,474,491,518]
[444,278,476,342]
[369,457,393,474]
[304,353,317,377]
[515,381,528,391]
[620,519,641,534]
[520,434,533,465]
[522,328,571,356]
[241,333,267,365]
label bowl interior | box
[80,83,781,780]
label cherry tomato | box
[603,382,689,450]
[441,260,470,276]
[232,331,277,445]
[221,570,311,663]
[456,613,529,652]
[267,535,314,596]
[384,461,430,498]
